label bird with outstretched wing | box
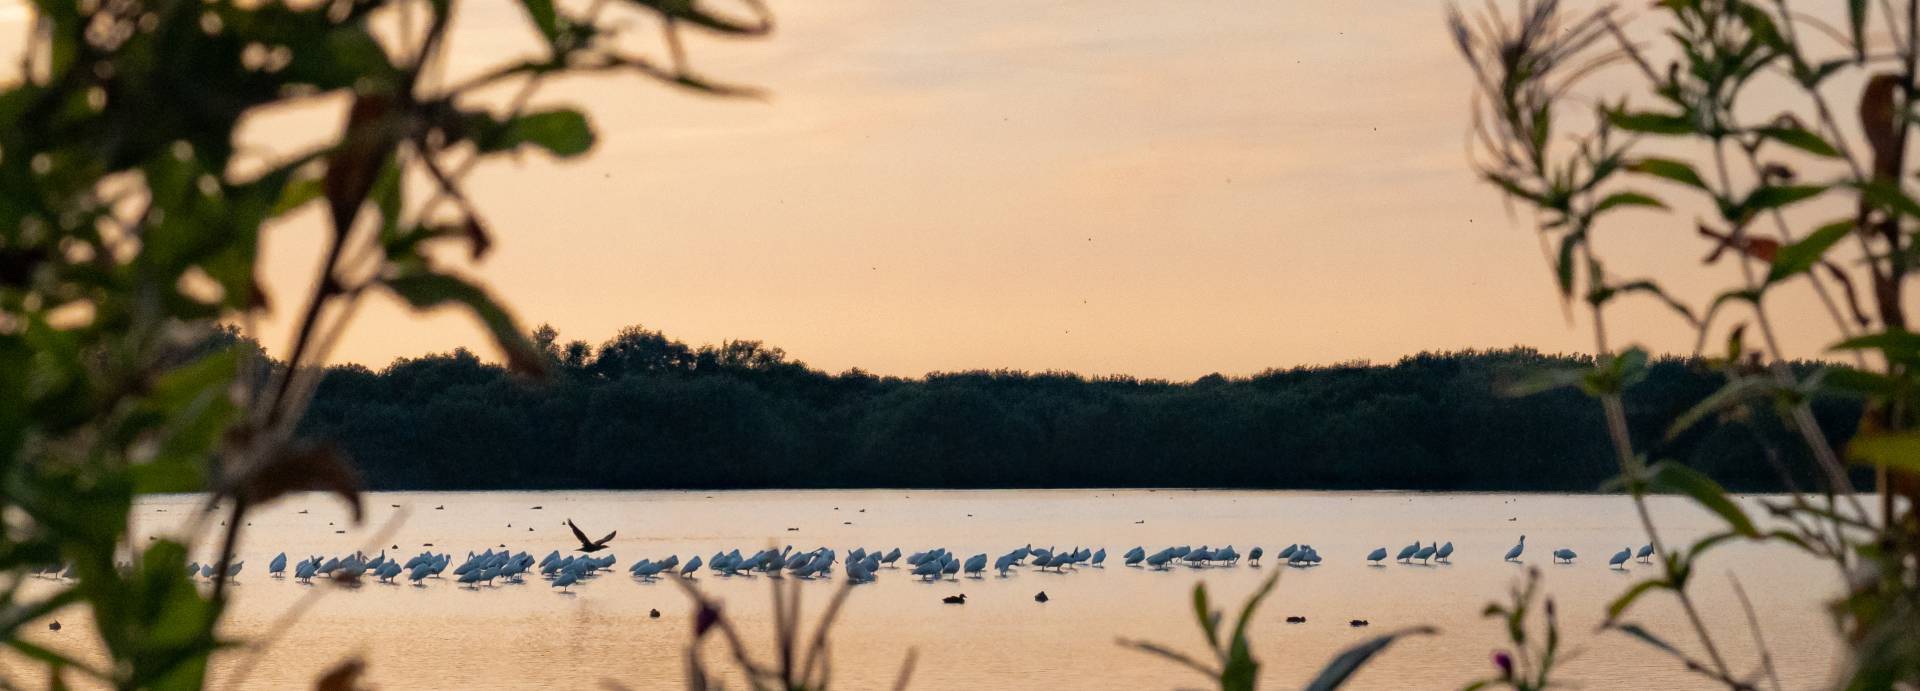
[566,518,616,552]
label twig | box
[1727,574,1783,691]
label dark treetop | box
[290,325,1861,492]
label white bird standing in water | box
[1635,543,1654,563]
[1366,547,1388,565]
[1608,548,1631,569]
[963,553,987,578]
[1413,542,1437,565]
[1504,535,1526,562]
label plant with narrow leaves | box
[1464,568,1571,691]
[1120,574,1433,691]
[0,0,769,687]
[1453,0,1920,687]
[663,576,916,691]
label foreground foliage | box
[1453,0,1920,687]
[1121,574,1432,691]
[0,0,768,687]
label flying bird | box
[566,519,616,553]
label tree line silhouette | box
[287,324,1862,491]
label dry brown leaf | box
[1860,74,1902,181]
[235,441,364,523]
[324,93,402,239]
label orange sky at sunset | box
[0,1,1854,379]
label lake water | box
[10,490,1845,689]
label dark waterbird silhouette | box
[566,519,616,553]
[1034,591,1049,603]
[943,594,967,604]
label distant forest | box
[288,325,1863,492]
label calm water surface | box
[12,490,1844,689]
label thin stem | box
[208,497,248,604]
[1582,242,1735,682]
[1728,574,1783,691]
[1706,137,1869,524]
[1733,146,1866,357]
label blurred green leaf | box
[1644,462,1758,537]
[1851,180,1920,218]
[1832,329,1920,364]
[1847,432,1920,474]
[1606,579,1670,621]
[519,0,562,44]
[1628,157,1710,191]
[490,109,595,158]
[1613,622,1683,656]
[1580,347,1649,396]
[383,271,547,375]
[1228,573,1276,655]
[625,0,773,36]
[131,459,206,495]
[1849,0,1868,61]
[270,170,326,217]
[1767,220,1852,284]
[1739,184,1827,216]
[1302,627,1435,691]
[1593,191,1666,214]
[1191,582,1219,652]
[1754,125,1842,158]
[1589,280,1695,325]
[1221,574,1278,690]
[1555,232,1580,299]
[1609,110,1694,135]
[1117,639,1214,678]
[1824,366,1898,396]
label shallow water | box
[10,490,1845,689]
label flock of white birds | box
[115,532,1662,598]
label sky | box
[0,1,1859,380]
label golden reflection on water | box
[10,490,1842,690]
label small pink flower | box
[1492,650,1514,680]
